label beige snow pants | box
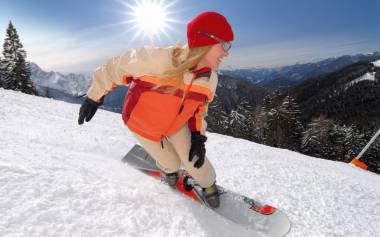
[131,123,216,188]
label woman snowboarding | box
[78,11,234,208]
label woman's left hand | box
[189,132,207,169]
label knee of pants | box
[156,159,181,174]
[131,131,181,173]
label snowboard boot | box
[164,171,179,188]
[202,182,220,208]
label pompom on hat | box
[187,11,234,48]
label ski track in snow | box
[1,88,380,237]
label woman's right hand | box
[78,97,102,125]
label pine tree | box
[301,116,370,162]
[358,127,380,174]
[226,99,255,140]
[239,99,255,140]
[253,104,265,143]
[260,90,283,147]
[366,137,380,173]
[343,125,366,161]
[0,57,4,88]
[325,124,346,160]
[207,94,229,134]
[258,91,304,150]
[277,96,304,150]
[301,115,333,157]
[1,21,37,95]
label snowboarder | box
[78,11,234,209]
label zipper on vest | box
[160,135,168,149]
[178,104,184,115]
[177,72,196,115]
[165,67,211,136]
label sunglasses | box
[198,31,232,52]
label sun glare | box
[133,2,166,36]
[120,0,179,43]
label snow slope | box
[1,88,380,237]
[346,72,377,89]
[344,59,379,89]
[373,59,380,67]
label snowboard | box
[122,144,291,237]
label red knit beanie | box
[187,11,234,48]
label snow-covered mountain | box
[221,52,380,88]
[288,59,380,127]
[29,53,380,99]
[30,62,128,110]
[373,59,380,67]
[346,72,376,89]
[30,62,91,98]
[1,88,380,237]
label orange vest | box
[122,67,212,142]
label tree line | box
[207,90,380,174]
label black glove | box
[189,132,208,169]
[78,97,102,125]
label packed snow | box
[346,72,376,89]
[344,60,379,89]
[1,88,380,237]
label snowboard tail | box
[122,144,291,237]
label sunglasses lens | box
[199,31,231,52]
[223,42,231,52]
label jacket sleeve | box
[188,102,211,135]
[86,46,172,102]
[188,71,218,135]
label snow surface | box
[373,59,380,67]
[1,88,380,237]
[346,72,376,89]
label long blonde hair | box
[151,44,212,93]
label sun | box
[119,0,179,43]
[132,1,167,37]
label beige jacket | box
[86,44,218,137]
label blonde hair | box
[151,44,212,93]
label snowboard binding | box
[163,171,179,188]
[183,175,195,191]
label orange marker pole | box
[350,128,380,170]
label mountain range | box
[23,52,380,174]
[220,51,380,89]
[287,59,380,127]
[30,63,91,104]
[30,52,380,121]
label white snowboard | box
[122,144,291,237]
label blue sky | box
[0,0,379,73]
